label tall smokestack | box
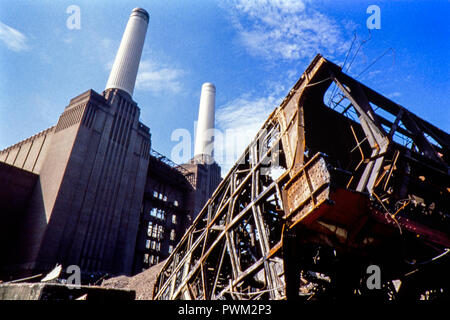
[194,82,216,162]
[105,8,149,97]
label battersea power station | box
[0,8,221,281]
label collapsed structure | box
[153,54,450,301]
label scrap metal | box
[153,54,450,300]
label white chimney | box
[105,8,149,97]
[194,83,216,162]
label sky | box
[0,0,449,175]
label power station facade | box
[0,8,221,281]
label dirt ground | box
[101,261,165,300]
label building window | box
[158,225,164,240]
[171,214,177,224]
[150,208,157,217]
[152,224,158,238]
[151,240,156,250]
[155,256,160,264]
[147,222,153,237]
[159,193,163,200]
[153,191,158,198]
[174,200,179,207]
[170,229,176,241]
[163,195,167,202]
[156,242,161,252]
[149,255,154,265]
[168,245,173,254]
[143,254,149,264]
[156,209,165,220]
[145,239,151,249]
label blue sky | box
[0,0,449,173]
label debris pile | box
[101,261,165,300]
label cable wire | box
[355,47,395,79]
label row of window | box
[143,253,160,265]
[147,222,177,241]
[142,246,174,266]
[149,208,178,224]
[145,239,161,251]
[150,208,165,220]
[153,191,167,201]
[145,239,175,253]
[147,222,164,240]
[152,191,179,207]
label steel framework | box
[153,55,450,301]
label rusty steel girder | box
[153,55,450,301]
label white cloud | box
[135,59,185,94]
[227,0,352,61]
[101,38,113,49]
[100,38,117,71]
[32,94,57,125]
[0,21,28,52]
[63,37,73,44]
[214,0,362,173]
[366,69,382,79]
[388,92,401,99]
[215,93,282,172]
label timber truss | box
[154,54,450,301]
